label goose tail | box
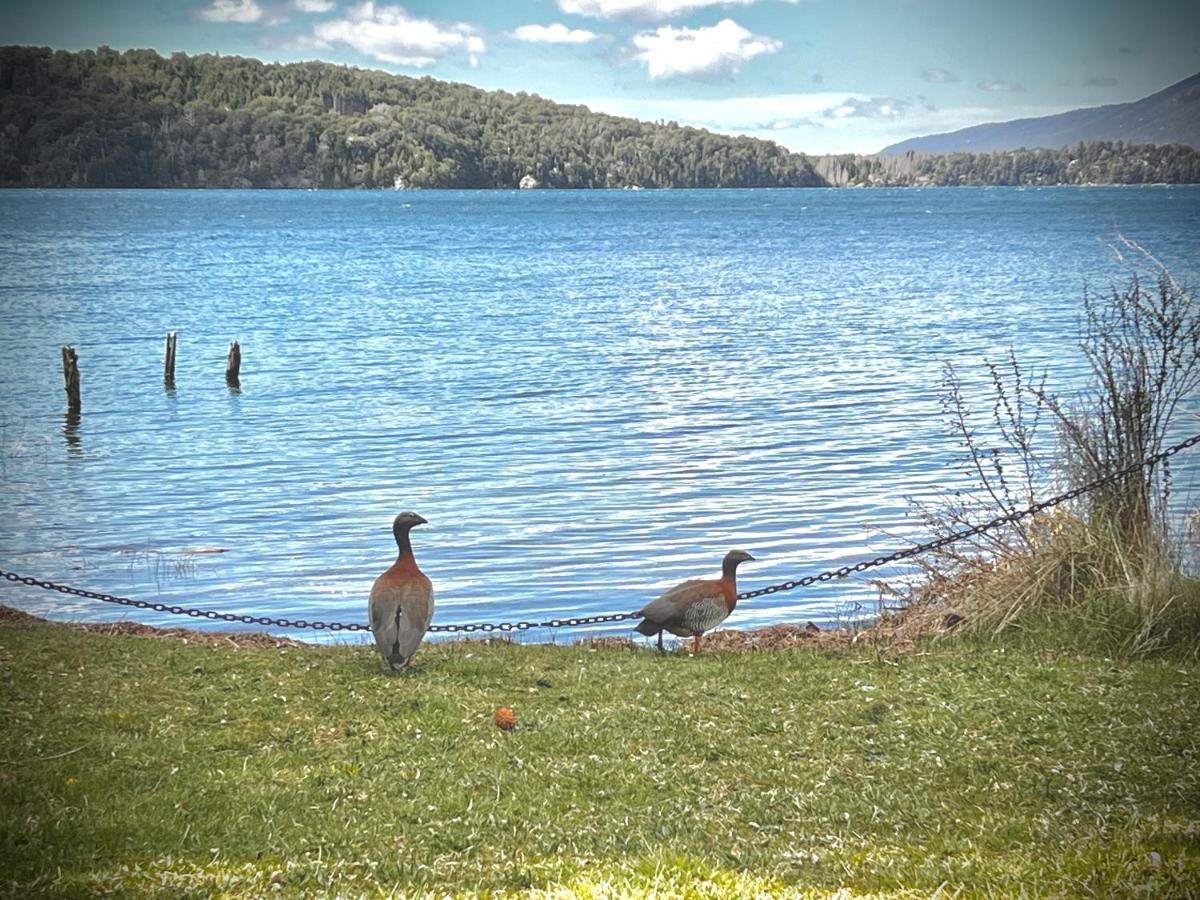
[635,618,661,637]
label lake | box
[1,186,1198,642]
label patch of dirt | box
[0,604,949,654]
[0,605,44,625]
[0,605,307,648]
[703,623,850,651]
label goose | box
[368,511,433,670]
[634,550,755,651]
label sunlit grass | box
[1,622,1197,896]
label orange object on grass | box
[494,707,517,731]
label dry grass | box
[887,505,1200,659]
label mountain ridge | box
[880,71,1200,156]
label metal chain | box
[427,611,638,633]
[0,571,371,631]
[736,430,1200,600]
[3,432,1197,631]
[0,568,637,633]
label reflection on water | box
[0,187,1197,641]
[61,409,81,455]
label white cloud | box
[824,96,910,120]
[313,2,485,67]
[559,0,754,19]
[581,93,1068,155]
[511,23,598,44]
[632,18,780,79]
[197,0,264,23]
[978,79,1026,93]
[294,0,336,11]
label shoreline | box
[1,182,1194,191]
[0,602,932,653]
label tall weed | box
[899,248,1200,657]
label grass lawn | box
[1,620,1197,897]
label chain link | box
[3,432,1197,631]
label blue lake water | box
[1,186,1198,642]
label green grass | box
[1,624,1198,897]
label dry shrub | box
[1047,250,1200,550]
[895,248,1200,657]
[897,507,1198,656]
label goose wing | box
[637,578,728,635]
[369,574,434,669]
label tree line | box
[0,45,820,189]
[814,143,1200,187]
[1,46,1197,190]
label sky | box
[2,0,1199,154]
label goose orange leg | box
[693,634,701,653]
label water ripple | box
[0,187,1198,642]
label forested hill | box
[0,45,823,189]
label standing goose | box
[634,550,755,651]
[369,512,433,670]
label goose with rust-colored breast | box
[369,511,433,670]
[634,550,755,651]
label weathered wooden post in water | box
[61,345,81,411]
[225,340,241,387]
[164,331,177,387]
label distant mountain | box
[879,71,1200,156]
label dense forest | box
[2,46,1198,190]
[0,45,821,189]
